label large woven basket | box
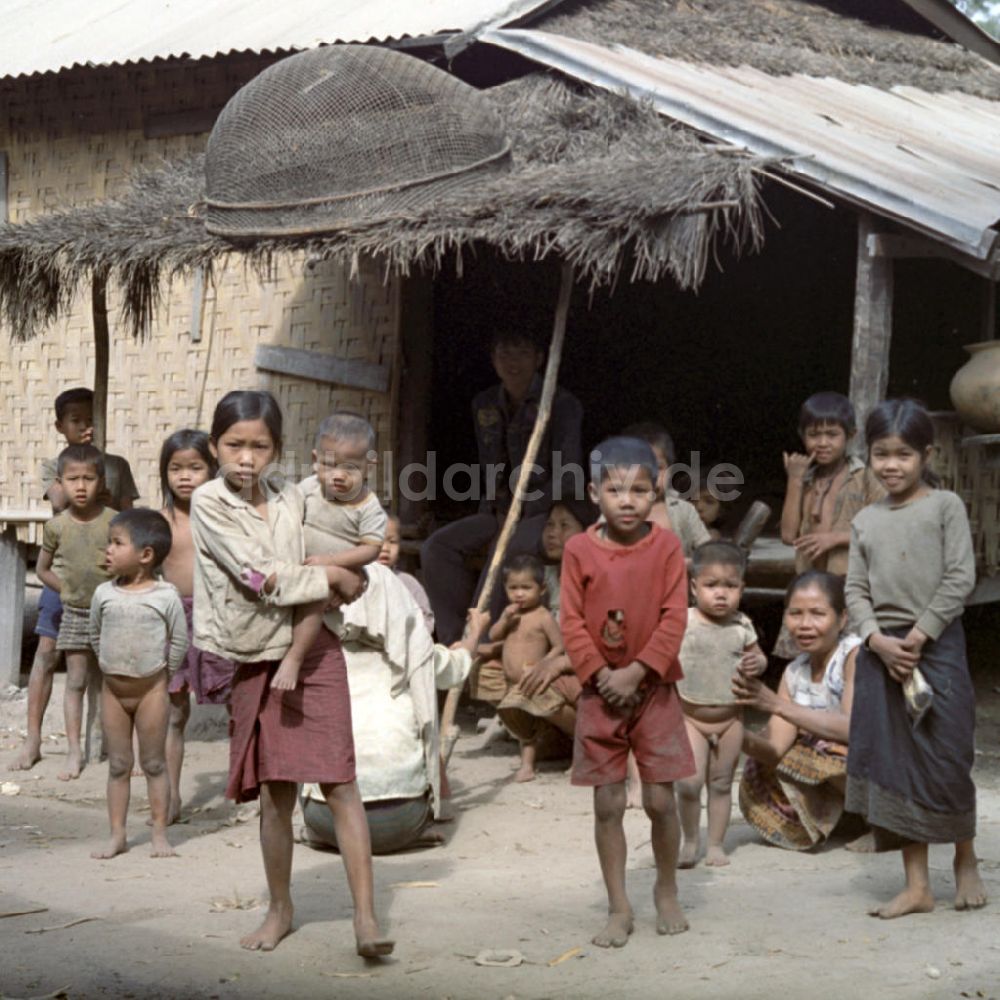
[205,45,511,237]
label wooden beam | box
[982,279,997,342]
[91,274,110,452]
[254,344,390,393]
[849,214,893,438]
[866,233,1000,282]
[0,527,26,689]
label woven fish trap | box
[204,45,512,238]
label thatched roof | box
[540,0,1000,98]
[0,73,768,341]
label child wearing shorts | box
[35,444,115,779]
[561,436,694,948]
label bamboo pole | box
[91,273,110,452]
[440,261,575,765]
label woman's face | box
[541,504,584,561]
[784,583,845,656]
[211,419,277,493]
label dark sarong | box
[846,620,976,850]
[226,626,356,803]
[169,596,237,704]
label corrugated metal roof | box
[483,28,1000,263]
[0,0,558,79]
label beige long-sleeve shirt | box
[190,477,330,662]
[846,489,975,642]
[89,580,188,678]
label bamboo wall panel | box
[0,57,401,534]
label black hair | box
[489,329,542,354]
[621,421,677,467]
[315,411,376,451]
[160,429,217,509]
[798,391,856,437]
[864,398,939,486]
[691,539,746,577]
[548,496,599,530]
[56,443,104,479]
[784,570,846,616]
[110,509,173,568]
[588,436,658,486]
[210,390,283,451]
[54,387,94,421]
[502,552,546,587]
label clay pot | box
[949,341,1000,433]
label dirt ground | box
[2,679,1000,1000]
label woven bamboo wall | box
[0,56,401,536]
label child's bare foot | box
[954,856,988,910]
[704,845,730,867]
[654,883,689,935]
[846,831,877,853]
[868,886,934,919]
[91,831,129,859]
[11,740,42,771]
[354,914,394,957]
[512,763,536,783]
[677,840,698,869]
[593,910,633,948]
[57,748,83,781]
[240,903,293,951]
[150,830,178,858]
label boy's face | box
[55,402,95,445]
[491,341,542,401]
[801,421,850,467]
[59,460,102,512]
[691,562,744,620]
[313,434,372,502]
[378,517,401,568]
[105,524,148,577]
[504,569,544,611]
[589,465,656,541]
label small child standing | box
[490,553,567,782]
[676,541,766,867]
[378,512,435,635]
[35,444,116,780]
[562,437,694,947]
[846,399,986,918]
[159,430,236,824]
[90,510,188,859]
[278,412,387,691]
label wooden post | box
[849,214,893,440]
[91,273,110,451]
[0,526,26,689]
[439,261,575,762]
[981,279,997,342]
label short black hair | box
[785,570,846,616]
[110,509,173,567]
[57,444,104,479]
[502,552,546,587]
[210,390,283,451]
[315,411,376,451]
[589,436,658,486]
[798,392,856,437]
[865,397,939,487]
[54,387,94,421]
[621,422,676,467]
[490,329,542,354]
[691,540,746,577]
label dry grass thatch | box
[0,74,768,341]
[540,0,1000,98]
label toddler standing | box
[676,541,765,867]
[561,437,694,947]
[89,510,187,858]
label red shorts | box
[572,682,695,787]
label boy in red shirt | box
[561,436,694,948]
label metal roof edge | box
[898,0,1000,68]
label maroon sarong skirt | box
[226,626,356,803]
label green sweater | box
[846,489,975,641]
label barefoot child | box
[192,390,391,955]
[159,430,236,824]
[490,553,567,782]
[676,541,765,867]
[378,512,435,634]
[279,412,387,694]
[562,437,694,947]
[89,510,187,858]
[846,398,986,918]
[35,445,116,780]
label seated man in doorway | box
[422,330,584,643]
